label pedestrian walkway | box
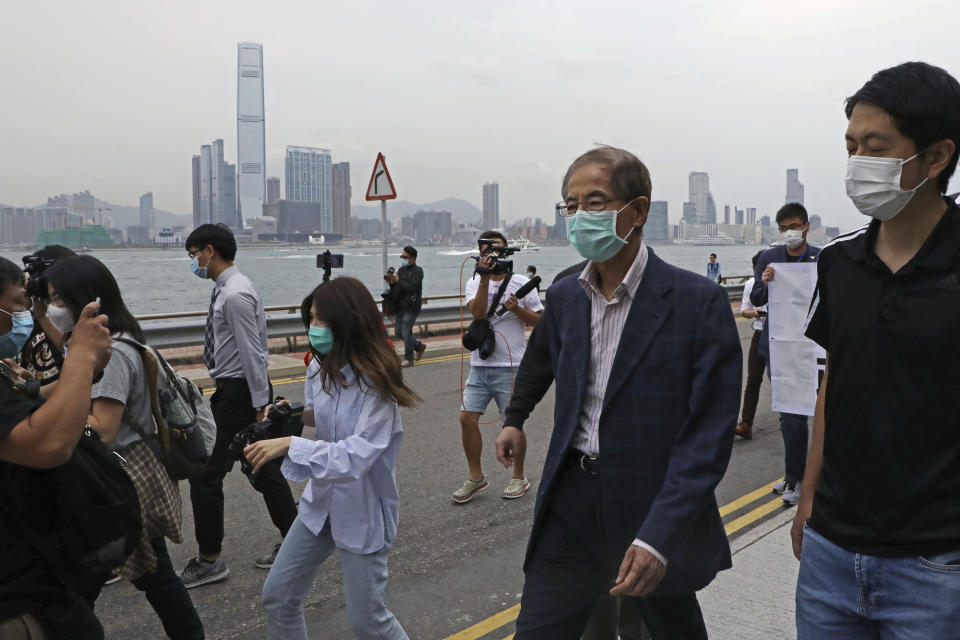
[700,509,799,640]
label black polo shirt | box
[805,197,960,557]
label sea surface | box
[1,244,764,316]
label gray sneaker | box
[452,478,489,504]
[772,479,787,495]
[180,556,230,589]
[781,481,801,506]
[255,543,282,569]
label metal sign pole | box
[381,200,388,276]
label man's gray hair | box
[561,146,652,202]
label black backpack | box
[0,381,142,595]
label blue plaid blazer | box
[526,249,742,594]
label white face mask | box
[845,153,929,221]
[781,229,805,250]
[46,303,76,334]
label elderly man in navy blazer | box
[496,146,741,639]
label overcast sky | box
[2,0,958,231]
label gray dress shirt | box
[207,266,270,408]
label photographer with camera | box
[16,245,76,386]
[0,256,113,639]
[244,277,419,640]
[181,224,298,588]
[454,231,542,504]
[384,245,425,367]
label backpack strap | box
[113,336,170,454]
[486,272,513,319]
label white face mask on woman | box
[46,303,76,333]
[845,153,929,221]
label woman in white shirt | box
[244,277,420,640]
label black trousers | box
[739,330,765,426]
[188,378,297,556]
[515,461,707,640]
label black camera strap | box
[486,272,513,320]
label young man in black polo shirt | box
[793,61,960,638]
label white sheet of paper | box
[767,262,825,416]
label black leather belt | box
[567,449,600,475]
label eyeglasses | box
[777,222,806,233]
[556,197,628,217]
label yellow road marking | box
[718,478,782,516]
[442,604,521,640]
[443,480,790,639]
[724,496,787,536]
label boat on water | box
[509,237,541,252]
[675,234,737,246]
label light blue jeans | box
[262,518,408,640]
[796,524,960,639]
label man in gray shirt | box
[180,224,298,589]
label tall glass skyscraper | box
[285,146,332,233]
[237,42,266,227]
[482,182,499,230]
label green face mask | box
[566,200,636,262]
[308,325,334,355]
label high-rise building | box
[191,155,202,228]
[237,42,266,225]
[193,140,237,228]
[553,203,567,240]
[682,202,698,224]
[482,182,499,230]
[332,162,351,235]
[786,169,805,205]
[723,205,731,225]
[646,201,670,244]
[266,177,281,205]
[278,200,325,238]
[285,146,332,233]
[735,206,745,225]
[809,214,822,230]
[139,192,154,229]
[413,209,453,244]
[746,207,757,225]
[705,193,717,226]
[688,172,712,225]
[72,191,95,220]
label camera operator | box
[0,256,113,639]
[19,245,77,386]
[453,231,542,504]
[385,245,425,367]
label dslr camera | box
[22,254,57,298]
[472,239,518,276]
[227,399,305,481]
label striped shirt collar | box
[578,241,649,303]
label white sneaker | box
[772,479,787,495]
[782,481,801,506]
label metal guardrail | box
[140,282,749,350]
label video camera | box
[226,399,305,482]
[472,240,518,276]
[22,254,57,298]
[316,250,344,283]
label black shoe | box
[414,343,427,362]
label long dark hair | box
[300,277,419,408]
[44,255,145,343]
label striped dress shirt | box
[573,242,667,566]
[572,241,649,457]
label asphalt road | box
[98,318,789,639]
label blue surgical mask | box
[566,200,637,262]
[0,309,34,359]
[399,258,409,268]
[308,325,333,355]
[190,252,209,279]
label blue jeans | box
[796,525,960,639]
[262,518,408,640]
[396,311,424,363]
[779,412,808,482]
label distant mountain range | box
[25,195,192,230]
[350,197,482,225]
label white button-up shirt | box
[281,361,403,554]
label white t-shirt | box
[464,273,544,367]
[739,277,767,332]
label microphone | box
[496,276,541,316]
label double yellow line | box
[441,478,788,640]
